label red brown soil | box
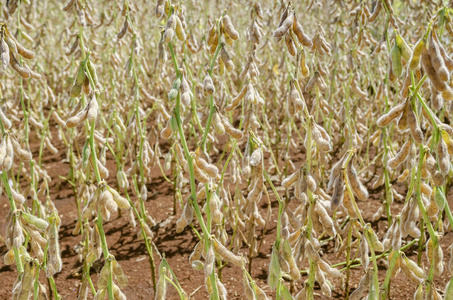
[1,126,453,300]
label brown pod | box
[220,48,234,71]
[432,171,444,186]
[406,103,423,144]
[388,140,411,168]
[427,152,438,175]
[293,18,313,47]
[436,37,453,71]
[285,34,296,57]
[7,32,35,59]
[401,70,411,98]
[347,165,369,200]
[330,175,344,212]
[368,0,381,22]
[429,32,449,82]
[117,18,129,39]
[9,52,30,78]
[83,73,91,95]
[421,52,448,92]
[431,85,443,110]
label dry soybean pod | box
[407,102,424,144]
[212,237,246,267]
[347,165,368,200]
[437,138,450,175]
[293,17,313,47]
[6,30,35,59]
[222,15,239,40]
[429,31,449,82]
[422,51,448,92]
[388,140,411,168]
[273,8,294,39]
[9,52,30,79]
[285,33,296,57]
[376,100,406,127]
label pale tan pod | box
[315,201,336,237]
[194,155,218,178]
[349,271,372,300]
[46,215,62,278]
[101,189,117,213]
[213,238,246,267]
[398,169,410,182]
[3,249,14,265]
[436,35,453,71]
[221,115,243,139]
[305,240,320,262]
[403,255,425,279]
[18,262,36,300]
[161,119,172,139]
[193,163,210,183]
[290,82,305,111]
[400,257,423,284]
[11,136,32,161]
[44,137,58,155]
[437,138,450,175]
[3,134,14,171]
[203,73,215,95]
[66,105,89,128]
[87,97,98,123]
[425,152,437,175]
[400,70,412,98]
[96,159,109,179]
[312,124,331,152]
[420,182,432,197]
[0,38,9,69]
[282,170,299,188]
[222,15,239,40]
[204,245,215,277]
[226,83,248,111]
[0,138,8,167]
[318,259,342,278]
[273,9,294,39]
[435,244,444,276]
[189,240,204,264]
[220,47,234,71]
[376,100,406,127]
[109,188,130,209]
[388,140,411,168]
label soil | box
[0,123,452,300]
